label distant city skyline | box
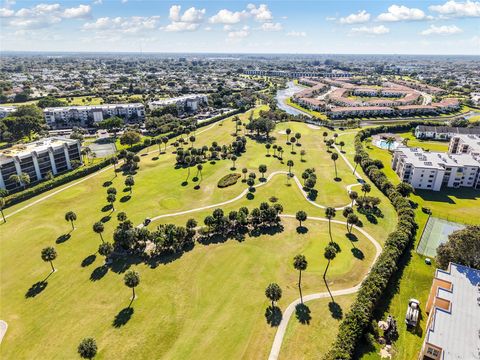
[1,0,479,55]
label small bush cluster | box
[217,173,241,188]
[325,124,420,360]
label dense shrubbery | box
[324,124,421,359]
[217,173,241,188]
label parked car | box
[405,299,420,327]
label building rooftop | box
[426,263,480,359]
[0,137,79,162]
[44,103,144,112]
[149,94,207,106]
[417,125,480,135]
[394,146,480,169]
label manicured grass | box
[396,131,449,152]
[280,294,355,360]
[1,111,387,359]
[60,96,104,106]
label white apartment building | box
[449,134,480,158]
[0,106,17,118]
[415,125,480,140]
[392,143,480,191]
[149,94,208,113]
[43,103,145,128]
[0,137,82,191]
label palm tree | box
[331,152,339,180]
[98,242,114,262]
[41,246,57,272]
[323,245,337,279]
[339,141,345,152]
[285,128,291,142]
[325,207,336,240]
[277,146,283,160]
[353,154,362,175]
[361,183,371,201]
[125,176,135,194]
[349,191,358,207]
[402,138,409,147]
[189,135,196,148]
[295,210,307,227]
[231,155,237,169]
[117,211,127,222]
[77,337,97,360]
[242,167,248,181]
[9,174,21,189]
[65,211,77,230]
[272,144,278,157]
[20,173,30,189]
[124,270,140,302]
[265,283,282,308]
[107,194,116,211]
[111,156,119,176]
[347,213,359,234]
[93,221,105,242]
[258,164,267,179]
[0,197,6,223]
[162,136,169,152]
[287,159,294,175]
[385,136,396,151]
[323,131,328,142]
[333,133,338,144]
[295,132,301,145]
[290,137,296,152]
[265,144,271,156]
[196,164,203,179]
[293,254,308,303]
[300,149,306,161]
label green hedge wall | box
[323,122,437,359]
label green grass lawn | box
[0,111,391,359]
[280,294,355,360]
[396,131,449,152]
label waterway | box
[275,81,311,117]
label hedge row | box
[324,122,430,359]
[2,107,250,209]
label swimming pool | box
[375,139,399,150]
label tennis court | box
[417,216,466,257]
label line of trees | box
[324,125,418,360]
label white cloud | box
[261,22,282,31]
[339,10,370,24]
[286,31,306,37]
[248,3,273,22]
[121,0,128,3]
[93,0,102,4]
[83,16,160,33]
[377,5,430,21]
[209,9,247,24]
[62,4,91,19]
[351,25,390,35]
[0,8,14,17]
[429,0,480,17]
[227,25,250,40]
[421,24,463,35]
[325,16,337,21]
[165,5,205,32]
[223,24,232,31]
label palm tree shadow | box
[56,233,71,244]
[351,248,364,260]
[296,226,308,234]
[90,265,108,281]
[265,305,283,327]
[328,301,343,320]
[81,254,96,267]
[112,307,134,328]
[295,303,312,324]
[25,272,53,298]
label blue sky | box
[1,0,479,54]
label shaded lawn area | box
[280,294,355,360]
[396,131,449,152]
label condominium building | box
[448,134,480,159]
[415,126,480,140]
[391,145,480,191]
[0,137,82,191]
[243,70,351,78]
[149,94,208,112]
[0,106,16,118]
[43,103,145,128]
[420,263,480,360]
[328,106,395,119]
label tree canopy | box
[436,225,480,270]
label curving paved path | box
[268,214,382,360]
[0,320,7,344]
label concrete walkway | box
[268,214,382,360]
[0,320,7,344]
